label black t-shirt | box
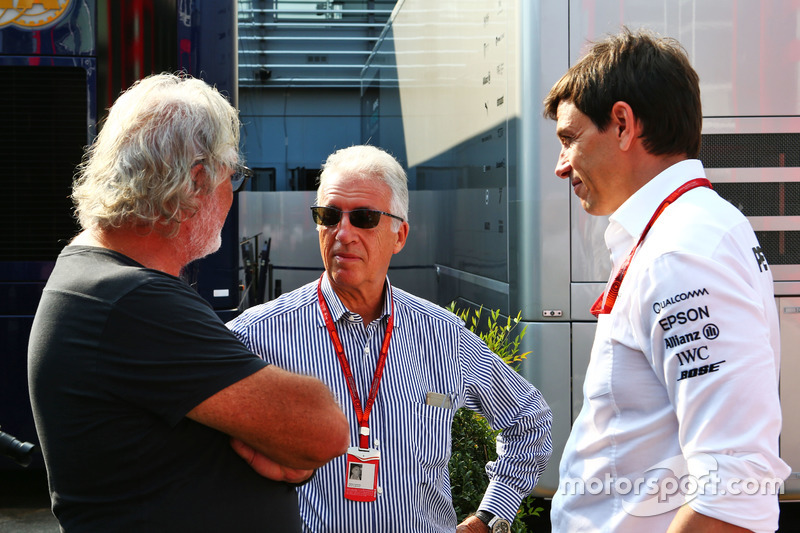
[28,246,301,532]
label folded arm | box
[188,364,349,470]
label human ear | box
[393,221,409,254]
[610,101,638,151]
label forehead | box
[555,100,586,132]
[319,171,391,208]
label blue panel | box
[177,1,241,313]
[177,0,237,104]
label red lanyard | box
[317,275,394,449]
[591,178,712,317]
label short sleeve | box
[100,277,268,425]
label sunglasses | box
[310,206,404,229]
[231,165,253,193]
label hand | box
[230,438,315,484]
[456,514,489,533]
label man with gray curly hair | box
[28,73,349,532]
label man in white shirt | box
[544,28,790,532]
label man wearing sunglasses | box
[228,145,553,533]
[28,73,349,532]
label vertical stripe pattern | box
[228,277,553,533]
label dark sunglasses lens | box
[350,209,382,229]
[311,207,342,226]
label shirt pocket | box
[411,400,454,470]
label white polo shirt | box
[551,159,790,533]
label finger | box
[230,438,256,465]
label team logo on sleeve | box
[664,331,700,349]
[677,360,726,381]
[753,246,769,273]
[665,324,720,350]
[658,306,710,331]
[652,288,708,314]
[702,323,719,340]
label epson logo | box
[658,306,710,331]
[664,331,700,349]
[652,288,709,314]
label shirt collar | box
[605,159,707,266]
[317,274,395,327]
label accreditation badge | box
[344,446,380,502]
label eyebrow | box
[556,118,578,137]
[323,204,380,211]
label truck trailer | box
[238,0,799,500]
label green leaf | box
[446,302,543,530]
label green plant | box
[446,303,545,531]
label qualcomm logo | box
[0,0,73,30]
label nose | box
[333,212,357,243]
[555,149,571,180]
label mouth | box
[333,250,360,262]
[571,177,583,195]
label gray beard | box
[182,197,226,263]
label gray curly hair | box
[72,72,241,235]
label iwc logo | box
[0,0,73,30]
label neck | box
[327,275,387,325]
[631,153,688,190]
[73,227,188,276]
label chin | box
[200,236,223,259]
[186,233,223,263]
[581,200,605,216]
[329,270,361,287]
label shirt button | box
[377,487,383,495]
[373,438,380,447]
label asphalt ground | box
[0,469,58,533]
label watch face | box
[492,520,511,533]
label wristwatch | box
[474,510,512,533]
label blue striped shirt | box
[227,276,552,532]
